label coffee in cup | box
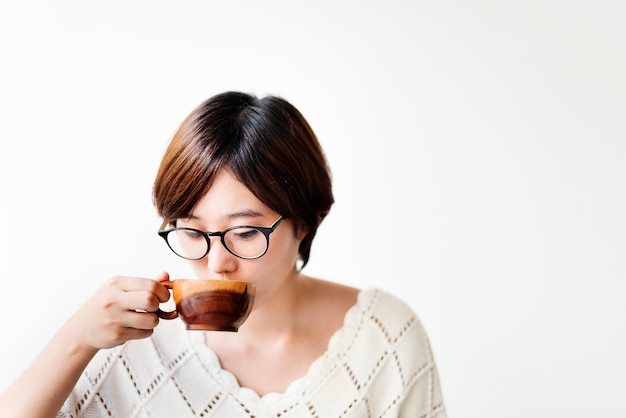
[157,279,255,331]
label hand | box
[68,272,172,352]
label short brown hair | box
[153,91,334,268]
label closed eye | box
[180,229,205,240]
[231,228,260,240]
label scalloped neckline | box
[187,288,374,403]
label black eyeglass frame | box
[158,216,285,260]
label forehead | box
[190,169,270,223]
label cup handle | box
[156,281,178,320]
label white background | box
[1,1,625,417]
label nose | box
[206,237,237,274]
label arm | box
[0,272,171,418]
[398,319,447,418]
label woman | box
[0,91,446,417]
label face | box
[176,169,304,309]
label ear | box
[296,224,309,241]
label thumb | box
[154,272,171,303]
[154,271,170,283]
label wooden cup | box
[157,279,255,331]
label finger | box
[111,326,155,344]
[125,329,154,341]
[109,276,170,304]
[110,276,160,292]
[154,271,170,283]
[118,290,165,313]
[121,310,160,331]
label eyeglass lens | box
[166,227,268,259]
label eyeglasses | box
[158,216,285,260]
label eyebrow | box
[186,209,266,222]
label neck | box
[238,273,313,338]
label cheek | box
[269,231,301,265]
[250,234,301,283]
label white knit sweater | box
[57,288,446,418]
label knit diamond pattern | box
[58,288,446,418]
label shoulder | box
[356,287,418,328]
[343,288,446,416]
[349,287,436,367]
